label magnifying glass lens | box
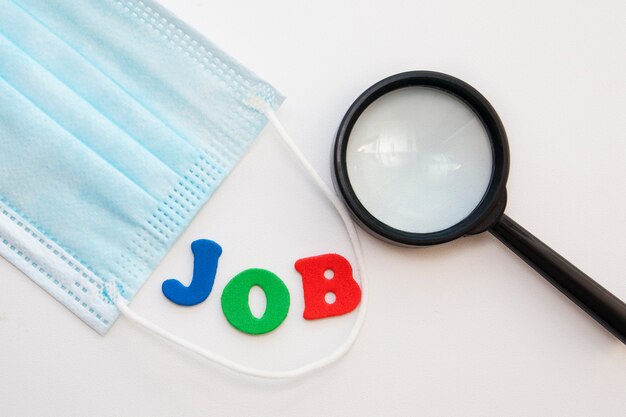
[346,86,494,234]
[336,71,626,343]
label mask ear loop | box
[114,105,368,379]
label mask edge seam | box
[0,203,118,333]
[115,0,282,107]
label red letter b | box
[294,253,361,320]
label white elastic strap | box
[115,107,368,379]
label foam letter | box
[221,268,290,335]
[162,239,222,306]
[294,253,361,320]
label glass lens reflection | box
[346,86,493,234]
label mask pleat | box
[7,0,276,186]
[0,35,182,203]
[0,76,161,285]
[12,0,262,155]
[0,0,206,175]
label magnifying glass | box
[332,71,626,344]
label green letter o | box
[221,268,290,335]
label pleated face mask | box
[0,0,368,378]
[0,0,283,334]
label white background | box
[2,0,626,416]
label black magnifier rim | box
[332,71,510,246]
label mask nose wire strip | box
[115,108,368,379]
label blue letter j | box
[162,239,222,306]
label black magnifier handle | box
[490,214,626,344]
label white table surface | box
[2,0,626,416]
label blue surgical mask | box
[0,0,283,334]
